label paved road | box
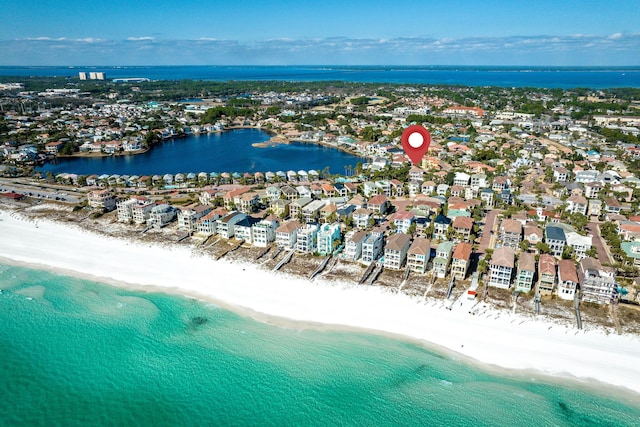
[478,210,500,255]
[0,179,82,204]
[587,221,612,264]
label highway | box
[0,177,84,204]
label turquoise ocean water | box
[1,262,639,426]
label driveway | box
[587,221,612,264]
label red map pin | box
[401,125,431,165]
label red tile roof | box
[453,242,472,261]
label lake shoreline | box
[37,128,364,176]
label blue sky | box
[1,0,638,66]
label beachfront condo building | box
[578,257,617,304]
[234,216,261,243]
[148,204,176,229]
[178,205,212,232]
[344,230,367,262]
[316,223,341,256]
[545,226,567,258]
[252,219,278,248]
[407,237,431,274]
[361,231,384,264]
[296,224,318,254]
[450,242,472,280]
[216,211,247,239]
[432,241,454,279]
[197,210,224,235]
[117,197,154,224]
[537,254,557,296]
[88,189,116,211]
[557,259,580,301]
[275,220,302,249]
[383,233,412,270]
[515,252,536,293]
[488,247,515,289]
[131,200,155,224]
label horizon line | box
[2,64,640,68]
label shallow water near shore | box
[2,263,639,426]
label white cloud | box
[126,37,155,41]
[25,37,67,41]
[3,33,639,66]
[75,38,100,43]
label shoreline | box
[1,206,640,400]
[46,126,364,168]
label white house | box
[252,219,279,248]
[87,189,116,211]
[383,233,412,270]
[148,204,176,228]
[453,172,471,187]
[275,220,302,249]
[216,211,247,239]
[344,230,368,261]
[488,247,515,289]
[178,205,212,232]
[393,211,415,234]
[361,231,384,264]
[296,224,319,254]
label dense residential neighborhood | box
[2,78,640,311]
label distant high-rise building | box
[89,72,97,80]
[95,72,105,80]
[78,72,87,80]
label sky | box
[1,0,639,66]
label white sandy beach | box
[1,207,639,397]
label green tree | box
[264,106,281,116]
[360,126,382,142]
[344,215,354,228]
[478,259,488,274]
[59,141,76,155]
[484,248,494,259]
[350,96,370,105]
[567,212,588,233]
[536,242,551,254]
[408,222,417,235]
[561,245,575,260]
[585,247,598,258]
[144,130,160,148]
